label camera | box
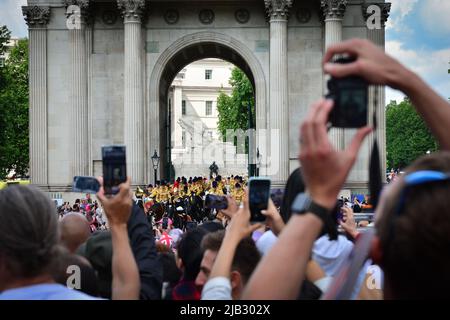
[326,57,369,128]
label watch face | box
[291,193,311,213]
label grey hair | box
[0,185,60,278]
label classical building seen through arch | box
[22,0,390,199]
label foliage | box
[0,38,29,179]
[216,67,255,149]
[386,98,438,170]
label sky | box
[0,0,449,104]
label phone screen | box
[205,194,228,210]
[162,217,169,229]
[249,178,271,222]
[72,176,100,194]
[102,145,126,195]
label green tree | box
[0,25,11,55]
[386,98,438,169]
[0,25,11,89]
[0,38,29,179]
[216,67,255,148]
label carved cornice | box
[320,0,348,20]
[362,2,392,26]
[264,0,293,21]
[22,6,51,28]
[117,0,147,23]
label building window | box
[205,69,212,80]
[208,131,213,139]
[182,100,186,115]
[0,57,4,68]
[205,101,213,116]
[182,130,186,148]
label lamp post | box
[256,148,261,177]
[151,149,160,184]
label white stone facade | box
[168,58,248,178]
[23,0,390,194]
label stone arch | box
[146,31,267,181]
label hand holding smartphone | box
[248,177,271,222]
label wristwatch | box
[291,193,331,225]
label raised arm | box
[97,178,140,300]
[323,38,450,150]
[209,196,261,280]
[242,99,371,299]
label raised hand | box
[299,99,372,210]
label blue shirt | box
[0,284,100,300]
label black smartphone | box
[248,177,271,222]
[102,145,126,195]
[326,57,368,128]
[162,217,169,229]
[205,194,228,210]
[72,176,100,194]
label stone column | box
[363,3,391,182]
[22,6,51,186]
[321,0,347,150]
[118,0,146,185]
[265,0,292,184]
[65,0,91,177]
[86,23,93,176]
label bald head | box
[59,213,91,253]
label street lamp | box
[426,150,431,155]
[256,148,261,177]
[151,149,160,184]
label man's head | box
[0,186,59,290]
[372,152,450,299]
[176,228,207,281]
[195,230,261,300]
[59,213,91,253]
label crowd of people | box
[1,39,450,300]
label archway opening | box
[158,42,257,182]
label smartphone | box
[248,177,271,222]
[162,217,169,229]
[72,176,100,194]
[205,194,228,210]
[102,145,126,195]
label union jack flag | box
[159,232,173,248]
